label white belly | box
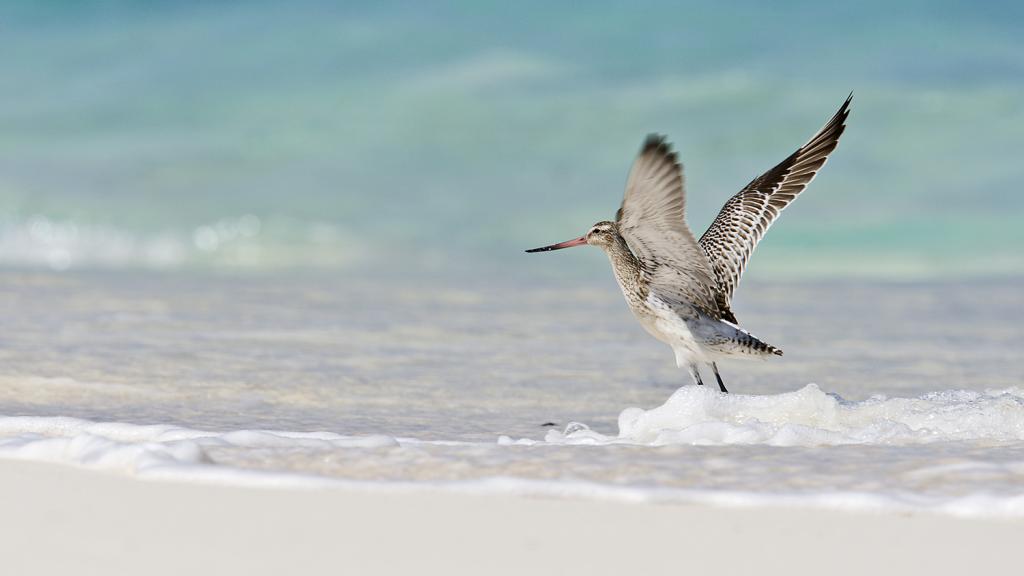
[631,293,779,365]
[636,294,709,367]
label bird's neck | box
[604,234,645,296]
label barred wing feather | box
[698,95,851,321]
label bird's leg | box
[688,363,705,387]
[711,362,728,394]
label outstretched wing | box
[616,135,720,317]
[698,95,851,319]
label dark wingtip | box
[641,133,673,156]
[836,93,853,124]
[805,94,852,152]
[642,133,667,150]
[639,133,680,168]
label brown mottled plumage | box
[527,96,851,393]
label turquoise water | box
[1,1,1022,278]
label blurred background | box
[1,0,1022,281]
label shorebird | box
[527,95,851,393]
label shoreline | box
[2,459,1019,576]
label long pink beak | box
[525,235,587,253]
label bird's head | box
[525,221,618,253]
[583,221,618,248]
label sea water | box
[1,271,1022,517]
[2,0,1024,517]
[3,1,1024,279]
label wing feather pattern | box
[616,135,720,317]
[698,95,852,321]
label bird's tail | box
[705,319,783,359]
[741,331,783,357]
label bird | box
[526,95,851,393]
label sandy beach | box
[2,459,1018,576]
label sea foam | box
[531,384,1024,447]
[4,385,1024,517]
[0,416,398,485]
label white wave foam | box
[0,215,363,270]
[530,384,1024,447]
[0,217,188,270]
[4,384,1024,518]
[0,416,397,486]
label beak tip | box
[525,235,588,254]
